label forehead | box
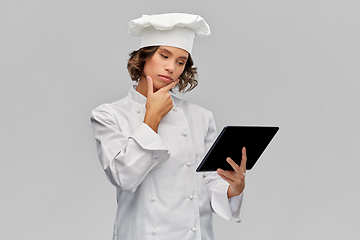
[158,46,189,59]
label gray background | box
[1,0,359,239]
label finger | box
[217,173,233,185]
[161,79,179,92]
[239,147,247,172]
[217,168,236,182]
[147,76,154,95]
[226,157,241,172]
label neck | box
[136,77,148,97]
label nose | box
[165,62,175,73]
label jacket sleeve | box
[203,112,245,222]
[90,109,170,193]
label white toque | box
[129,13,210,54]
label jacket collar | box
[128,85,147,104]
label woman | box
[91,13,247,240]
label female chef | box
[90,13,247,240]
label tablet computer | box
[196,126,279,171]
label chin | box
[153,82,166,90]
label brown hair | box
[127,46,198,92]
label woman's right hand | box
[144,76,179,132]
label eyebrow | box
[159,47,188,60]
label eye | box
[177,61,185,66]
[160,54,168,59]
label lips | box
[158,75,173,82]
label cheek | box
[176,66,185,78]
[143,55,158,71]
[143,61,153,76]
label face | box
[142,46,189,92]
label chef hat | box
[128,13,210,54]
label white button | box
[152,229,156,235]
[173,107,178,112]
[151,197,155,202]
[188,195,194,200]
[186,162,191,167]
[181,132,187,137]
[136,109,140,113]
[191,227,197,232]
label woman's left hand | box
[217,147,247,198]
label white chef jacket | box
[90,86,244,240]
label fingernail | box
[147,76,150,82]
